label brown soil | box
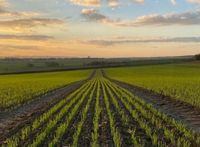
[61,82,96,146]
[1,69,200,146]
[108,78,200,133]
[98,83,114,147]
[0,71,96,144]
[105,83,153,146]
[77,87,96,146]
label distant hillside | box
[0,55,195,74]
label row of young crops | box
[0,70,90,110]
[2,70,200,147]
[106,64,200,107]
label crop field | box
[106,63,200,107]
[1,69,200,147]
[1,0,200,146]
[0,70,90,110]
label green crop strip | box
[2,69,200,147]
[91,79,101,147]
[104,78,198,146]
[0,70,91,110]
[47,80,96,146]
[106,64,200,107]
[104,79,163,146]
[71,80,97,147]
[32,80,95,147]
[107,79,198,142]
[102,79,144,147]
[101,80,122,147]
[4,81,91,147]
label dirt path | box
[108,78,200,132]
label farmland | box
[1,0,200,146]
[106,62,200,107]
[0,70,90,110]
[0,56,193,74]
[1,68,200,147]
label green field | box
[1,63,200,147]
[0,58,90,73]
[0,70,90,110]
[106,62,200,107]
[3,71,200,147]
[0,57,193,74]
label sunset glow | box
[0,0,200,57]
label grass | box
[106,62,200,107]
[0,70,90,110]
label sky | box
[0,0,200,58]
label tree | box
[195,54,200,60]
[45,62,60,67]
[27,63,34,67]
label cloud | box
[107,0,144,7]
[0,0,8,7]
[82,36,200,46]
[70,0,144,7]
[81,8,96,14]
[108,0,119,7]
[171,0,176,5]
[0,44,41,51]
[0,7,40,17]
[0,18,64,32]
[131,9,200,26]
[81,8,200,26]
[69,0,101,7]
[133,0,144,3]
[81,8,108,21]
[69,0,200,6]
[81,8,124,25]
[187,0,200,3]
[0,34,54,40]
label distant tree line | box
[27,63,34,67]
[45,62,60,67]
[27,62,60,68]
[195,54,200,60]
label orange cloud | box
[0,0,8,7]
[0,18,64,33]
[70,0,143,7]
[0,8,40,17]
[0,34,54,40]
[69,0,101,7]
[1,39,199,58]
[187,0,200,3]
[81,37,200,46]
